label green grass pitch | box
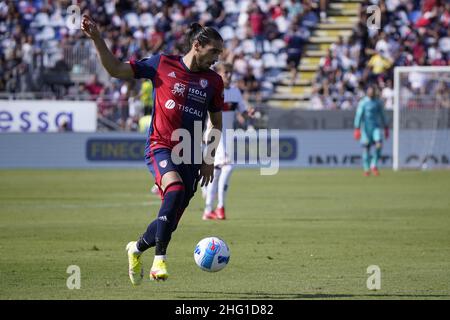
[0,168,449,300]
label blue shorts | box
[360,127,383,146]
[146,147,201,204]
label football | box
[194,237,230,272]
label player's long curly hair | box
[183,23,223,53]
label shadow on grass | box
[170,291,450,299]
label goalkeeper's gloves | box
[384,126,390,139]
[353,128,361,140]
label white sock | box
[205,167,221,213]
[154,255,166,262]
[217,165,233,209]
[129,242,142,254]
[201,185,207,199]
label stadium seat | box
[195,0,208,12]
[242,39,256,55]
[124,12,140,28]
[219,26,235,42]
[139,13,154,28]
[235,26,247,40]
[271,39,286,54]
[223,0,239,14]
[49,13,65,27]
[263,40,272,53]
[34,12,50,27]
[262,53,277,69]
[37,26,56,41]
[276,53,287,69]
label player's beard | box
[198,57,213,71]
[201,62,213,71]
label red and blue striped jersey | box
[129,54,224,156]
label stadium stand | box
[0,0,448,130]
[309,0,450,110]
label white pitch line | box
[1,201,161,209]
[60,201,161,208]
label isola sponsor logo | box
[187,87,207,104]
[188,87,207,97]
[177,104,203,118]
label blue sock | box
[155,182,185,255]
[371,146,382,168]
[136,220,157,252]
[363,147,371,172]
[137,182,185,254]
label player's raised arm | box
[81,15,134,80]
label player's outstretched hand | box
[199,163,214,187]
[81,15,100,40]
[353,128,361,140]
[384,126,390,140]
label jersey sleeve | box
[208,77,224,113]
[128,54,161,80]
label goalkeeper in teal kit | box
[353,86,389,176]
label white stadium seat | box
[139,13,154,28]
[124,12,140,28]
[223,0,239,14]
[219,26,235,41]
[263,40,272,53]
[262,53,277,69]
[241,39,256,55]
[271,38,286,53]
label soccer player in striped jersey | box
[82,16,224,284]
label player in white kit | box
[202,62,252,220]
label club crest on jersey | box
[159,160,168,168]
[172,83,186,97]
[199,79,208,88]
[168,71,176,78]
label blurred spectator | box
[206,0,226,28]
[233,52,248,81]
[1,0,448,123]
[140,81,153,116]
[365,51,393,83]
[139,114,152,133]
[300,1,319,29]
[310,86,325,110]
[248,52,264,81]
[285,23,307,86]
[435,80,450,108]
[312,0,449,109]
[286,0,304,21]
[240,65,262,107]
[83,75,104,99]
[248,2,265,53]
[1,0,321,126]
[58,120,73,132]
[381,79,394,110]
